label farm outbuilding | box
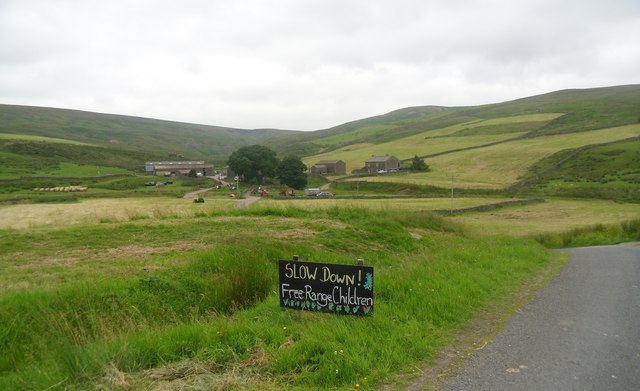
[145,161,214,177]
[310,160,346,176]
[365,155,400,174]
[220,166,237,180]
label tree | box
[227,145,279,184]
[277,155,308,189]
[409,154,429,171]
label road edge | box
[382,250,569,391]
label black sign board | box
[279,259,374,316]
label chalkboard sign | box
[279,259,374,316]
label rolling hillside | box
[298,85,640,197]
[1,85,638,200]
[270,85,640,157]
[0,105,299,161]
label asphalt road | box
[439,243,640,391]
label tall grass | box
[0,242,276,373]
[0,207,554,390]
[534,218,640,248]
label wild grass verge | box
[533,218,640,248]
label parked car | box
[316,191,334,198]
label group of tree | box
[409,154,430,171]
[227,145,308,189]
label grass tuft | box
[534,218,640,248]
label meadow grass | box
[0,174,219,206]
[302,113,563,173]
[304,132,529,175]
[448,198,640,237]
[0,204,555,390]
[307,113,563,158]
[0,133,94,145]
[0,138,162,179]
[533,218,640,248]
[0,197,236,229]
[255,196,519,212]
[512,138,640,201]
[346,124,640,189]
[28,162,136,177]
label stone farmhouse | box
[310,159,347,176]
[365,155,400,174]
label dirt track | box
[236,195,260,209]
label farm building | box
[310,160,347,176]
[220,166,237,180]
[365,155,400,174]
[145,161,214,177]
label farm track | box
[236,195,261,209]
[182,187,214,200]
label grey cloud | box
[0,0,638,130]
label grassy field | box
[305,132,528,173]
[302,113,566,173]
[0,176,217,204]
[340,124,640,189]
[0,138,164,179]
[1,191,639,389]
[255,196,520,212]
[0,133,94,145]
[0,160,136,179]
[29,162,135,177]
[0,196,532,229]
[0,196,564,390]
[512,138,640,201]
[309,113,561,148]
[0,197,236,229]
[448,198,640,237]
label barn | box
[310,160,347,176]
[365,155,400,174]
[144,161,214,177]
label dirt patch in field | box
[271,227,316,240]
[102,344,273,391]
[100,242,212,261]
[15,256,82,269]
[11,241,211,270]
[104,242,208,259]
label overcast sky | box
[1,0,638,131]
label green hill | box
[510,137,640,201]
[0,137,166,179]
[0,105,299,161]
[297,85,640,199]
[269,85,640,157]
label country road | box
[438,243,640,391]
